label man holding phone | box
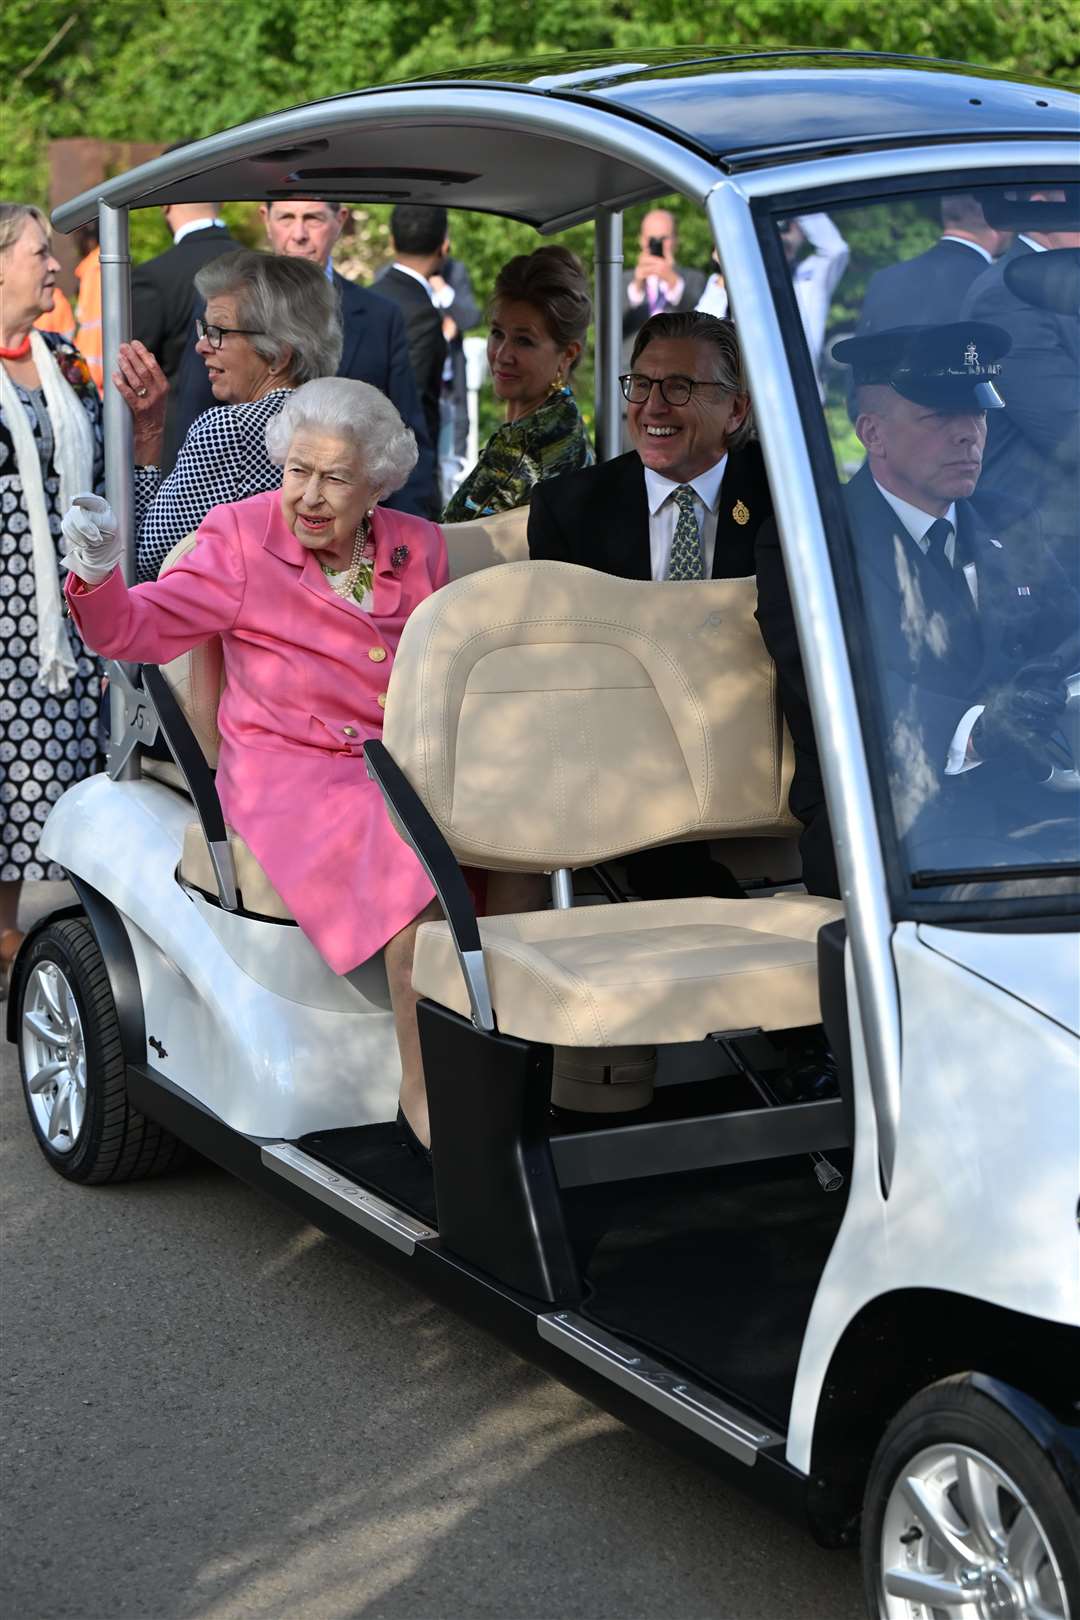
[622,209,707,360]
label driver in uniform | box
[757,321,1078,887]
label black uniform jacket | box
[757,464,1077,892]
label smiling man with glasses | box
[529,310,771,583]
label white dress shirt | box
[791,213,849,367]
[643,456,728,580]
[873,478,984,773]
[695,274,730,319]
[172,218,227,246]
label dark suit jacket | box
[856,237,993,334]
[961,239,1080,587]
[757,464,1076,890]
[371,266,447,453]
[132,224,238,384]
[528,443,773,581]
[170,269,437,517]
[132,224,239,471]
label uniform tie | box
[667,485,704,580]
[925,517,954,580]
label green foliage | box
[2,0,1073,441]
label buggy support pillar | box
[98,201,139,781]
[706,179,902,1192]
[594,207,623,464]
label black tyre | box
[16,916,187,1184]
[862,1375,1080,1619]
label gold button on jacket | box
[368,646,387,662]
[342,725,357,737]
[376,693,387,709]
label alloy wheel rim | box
[21,962,88,1155]
[880,1441,1070,1619]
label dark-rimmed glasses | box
[195,317,266,350]
[619,372,730,406]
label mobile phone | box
[647,235,665,257]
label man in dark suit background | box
[131,201,238,469]
[757,321,1074,893]
[529,309,772,900]
[960,192,1080,588]
[170,197,437,516]
[621,211,707,360]
[856,194,1011,335]
[373,206,449,458]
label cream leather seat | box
[148,513,530,919]
[380,561,842,1048]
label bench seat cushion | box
[412,893,843,1046]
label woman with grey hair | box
[61,374,448,1155]
[113,249,343,580]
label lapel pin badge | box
[732,499,750,526]
[391,544,410,575]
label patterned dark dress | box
[0,338,104,882]
[442,387,593,522]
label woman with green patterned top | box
[442,245,593,522]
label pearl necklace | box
[324,515,372,599]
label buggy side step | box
[538,1312,782,1465]
[261,1142,435,1254]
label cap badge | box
[733,499,750,526]
[964,340,980,371]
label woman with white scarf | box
[0,203,104,990]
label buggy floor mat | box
[298,1071,763,1237]
[300,1122,438,1228]
[562,1154,850,1430]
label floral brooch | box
[57,347,93,393]
[391,544,410,575]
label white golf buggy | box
[8,50,1080,1620]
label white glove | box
[60,494,123,585]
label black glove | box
[972,661,1067,771]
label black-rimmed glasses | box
[195,317,266,350]
[619,372,730,406]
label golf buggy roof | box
[53,50,1079,235]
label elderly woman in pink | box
[60,376,446,1156]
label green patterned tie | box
[667,484,704,580]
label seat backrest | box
[149,531,225,768]
[382,560,799,872]
[444,505,530,579]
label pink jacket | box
[68,490,449,972]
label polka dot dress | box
[1,351,104,882]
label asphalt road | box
[3,884,864,1620]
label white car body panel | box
[918,923,1080,1037]
[39,774,401,1137]
[787,920,1080,1473]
